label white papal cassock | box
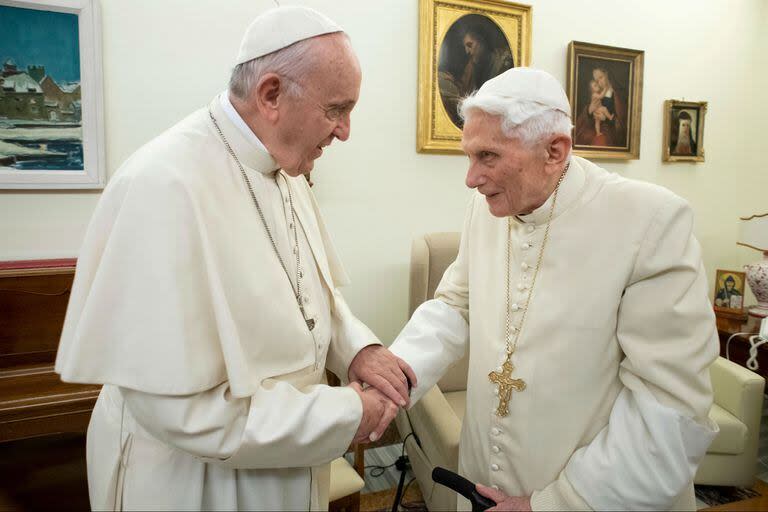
[391,156,719,511]
[55,94,377,510]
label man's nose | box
[333,113,351,142]
[465,163,485,189]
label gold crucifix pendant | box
[488,359,526,417]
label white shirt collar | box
[219,91,269,154]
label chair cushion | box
[407,386,463,469]
[444,390,466,421]
[329,457,364,502]
[707,403,747,455]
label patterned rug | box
[695,485,762,507]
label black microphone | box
[432,467,496,512]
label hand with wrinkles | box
[349,382,399,443]
[348,345,417,407]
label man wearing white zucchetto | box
[55,6,416,511]
[390,67,719,511]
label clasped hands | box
[347,344,416,444]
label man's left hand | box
[348,345,417,407]
[475,484,531,512]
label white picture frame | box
[0,0,105,189]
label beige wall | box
[0,0,765,341]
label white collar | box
[516,157,586,226]
[219,91,269,154]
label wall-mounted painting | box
[417,0,532,154]
[567,41,644,160]
[663,100,707,162]
[0,0,104,189]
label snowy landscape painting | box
[0,4,84,172]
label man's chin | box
[485,195,510,218]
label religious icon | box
[567,41,644,160]
[417,0,531,154]
[438,14,514,129]
[662,100,707,162]
[714,269,746,314]
[0,0,105,189]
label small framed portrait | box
[663,100,707,162]
[714,269,746,314]
[0,0,105,189]
[417,0,532,154]
[567,41,644,160]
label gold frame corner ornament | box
[566,41,644,161]
[662,99,707,163]
[417,0,532,155]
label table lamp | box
[737,213,768,320]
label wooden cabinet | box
[0,259,95,510]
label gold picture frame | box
[417,0,532,154]
[663,100,707,162]
[567,41,644,160]
[714,269,746,315]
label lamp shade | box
[737,213,768,252]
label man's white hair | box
[229,34,348,100]
[459,94,573,147]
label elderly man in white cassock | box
[390,67,719,511]
[54,6,416,511]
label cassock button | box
[522,243,531,250]
[492,485,500,491]
[491,464,500,471]
[517,283,526,291]
[493,388,499,395]
[303,295,310,304]
[510,303,520,312]
[492,445,500,453]
[293,247,298,255]
[491,428,500,436]
[289,222,294,229]
[521,262,530,271]
[527,225,535,233]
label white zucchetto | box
[235,6,343,65]
[476,67,572,117]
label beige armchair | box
[395,232,765,511]
[395,232,467,512]
[695,357,765,487]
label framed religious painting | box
[663,100,707,162]
[417,0,532,154]
[714,269,746,315]
[567,41,644,160]
[0,0,105,189]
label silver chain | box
[208,109,314,330]
[504,161,570,356]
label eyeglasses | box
[283,76,355,122]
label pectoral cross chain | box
[488,359,526,417]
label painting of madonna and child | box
[568,42,644,159]
[0,4,83,171]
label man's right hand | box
[349,382,399,443]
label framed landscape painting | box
[0,0,104,189]
[417,0,532,154]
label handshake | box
[346,345,417,444]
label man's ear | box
[544,134,572,172]
[252,73,283,123]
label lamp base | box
[745,251,768,319]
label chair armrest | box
[408,385,462,469]
[711,357,765,421]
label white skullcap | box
[475,67,571,117]
[235,6,343,65]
